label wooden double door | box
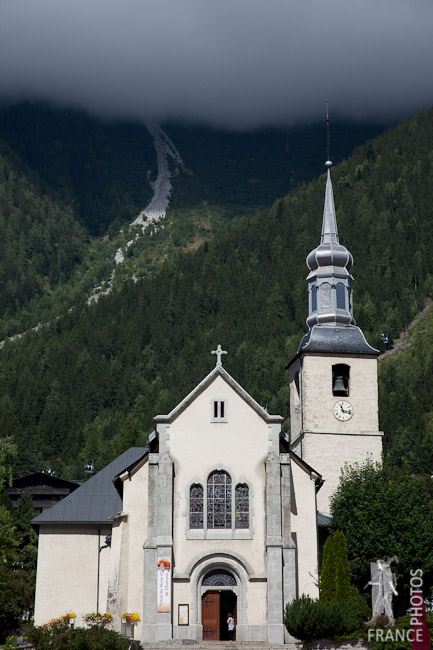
[202,590,237,641]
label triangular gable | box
[31,447,147,529]
[154,364,283,425]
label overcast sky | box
[1,0,432,129]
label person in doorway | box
[227,612,235,641]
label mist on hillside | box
[1,0,433,129]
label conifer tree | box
[319,530,351,603]
[319,534,336,604]
[333,529,352,600]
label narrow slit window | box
[294,371,300,398]
[212,400,227,421]
[311,285,317,312]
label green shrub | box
[284,589,370,641]
[25,622,130,650]
[284,595,331,641]
[338,588,371,635]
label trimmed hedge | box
[25,623,130,650]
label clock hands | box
[333,400,353,420]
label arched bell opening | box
[332,363,350,397]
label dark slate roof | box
[31,447,147,528]
[297,325,379,356]
[8,472,80,490]
[317,512,332,527]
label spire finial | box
[211,344,227,366]
[321,101,338,243]
[325,100,332,169]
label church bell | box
[333,377,347,396]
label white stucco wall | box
[289,353,382,515]
[116,459,149,638]
[34,525,111,626]
[302,355,379,434]
[303,432,382,515]
[166,374,272,625]
[290,460,319,599]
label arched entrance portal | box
[201,570,237,641]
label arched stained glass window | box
[336,282,346,309]
[190,484,204,529]
[235,484,249,529]
[207,471,232,529]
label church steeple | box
[287,110,382,518]
[305,160,355,329]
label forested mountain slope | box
[0,102,386,338]
[379,299,433,473]
[1,105,432,479]
[0,143,89,337]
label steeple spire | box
[321,162,339,244]
[293,103,379,358]
[304,107,355,330]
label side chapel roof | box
[31,447,147,529]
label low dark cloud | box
[1,0,432,129]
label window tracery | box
[202,569,237,586]
[189,484,204,529]
[235,484,249,529]
[189,472,250,531]
[207,471,232,529]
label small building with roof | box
[6,472,80,513]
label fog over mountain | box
[1,0,433,129]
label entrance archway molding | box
[177,549,261,581]
[173,552,272,643]
[191,555,247,632]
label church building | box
[32,159,382,644]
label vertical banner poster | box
[157,557,171,613]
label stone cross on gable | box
[211,344,227,366]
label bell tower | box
[287,154,383,516]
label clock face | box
[333,400,353,421]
